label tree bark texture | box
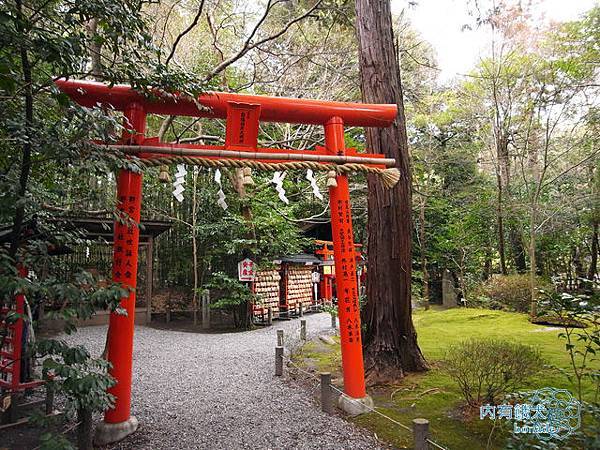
[10,0,33,260]
[529,204,538,318]
[493,109,510,276]
[509,226,527,273]
[355,0,428,383]
[418,196,429,310]
[496,175,508,275]
[77,407,93,450]
[589,221,599,281]
[588,165,599,281]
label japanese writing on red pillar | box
[113,194,139,285]
[336,199,361,347]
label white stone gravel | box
[65,313,384,450]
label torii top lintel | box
[55,79,397,128]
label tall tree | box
[0,0,204,441]
[355,0,427,382]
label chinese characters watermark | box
[480,387,581,441]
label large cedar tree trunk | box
[356,0,428,383]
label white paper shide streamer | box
[271,171,289,204]
[305,169,323,200]
[214,168,228,210]
[172,164,187,203]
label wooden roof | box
[0,217,172,251]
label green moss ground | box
[293,307,598,449]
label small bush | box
[473,274,551,312]
[444,339,544,406]
[467,295,507,311]
[205,272,257,329]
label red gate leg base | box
[337,394,374,416]
[94,416,139,446]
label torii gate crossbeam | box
[55,79,397,445]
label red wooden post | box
[104,103,146,425]
[320,273,334,301]
[325,117,367,400]
[315,243,335,302]
[11,266,28,389]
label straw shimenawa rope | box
[131,155,400,189]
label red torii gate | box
[55,79,397,444]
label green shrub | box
[444,339,544,406]
[473,274,552,312]
[467,295,507,311]
[205,272,257,329]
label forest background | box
[0,0,598,427]
[1,0,598,320]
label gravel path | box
[66,313,383,450]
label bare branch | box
[203,0,322,83]
[179,134,224,144]
[165,0,207,66]
[542,148,600,190]
[158,115,175,141]
[42,203,110,216]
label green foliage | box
[411,86,499,301]
[322,304,337,317]
[550,6,600,82]
[38,339,116,413]
[0,0,210,443]
[538,290,600,403]
[206,271,257,309]
[298,308,599,449]
[205,271,257,328]
[150,169,309,289]
[410,4,600,311]
[504,289,600,449]
[0,0,597,446]
[473,275,552,313]
[40,271,127,331]
[444,339,544,406]
[40,432,74,450]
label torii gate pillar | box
[325,118,373,414]
[95,103,145,445]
